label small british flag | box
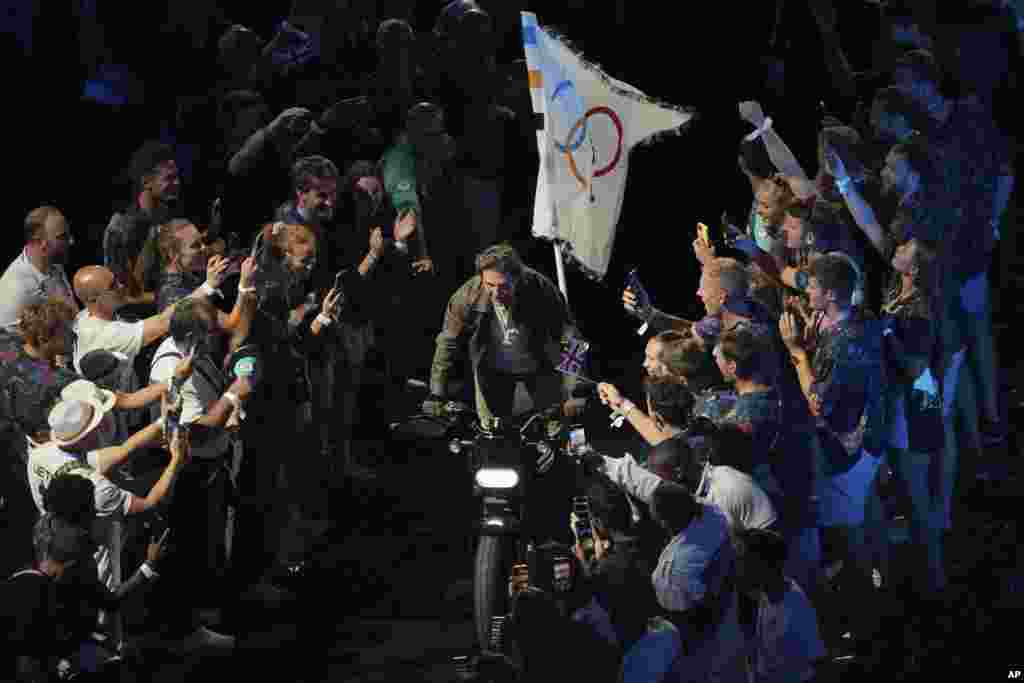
[557,337,589,377]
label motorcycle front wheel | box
[474,534,514,650]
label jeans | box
[474,370,563,431]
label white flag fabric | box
[522,12,694,279]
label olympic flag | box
[522,12,694,280]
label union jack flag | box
[558,337,589,377]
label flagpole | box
[554,241,569,303]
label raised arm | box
[826,147,892,259]
[739,102,816,201]
[89,419,166,477]
[126,431,188,515]
[601,453,664,505]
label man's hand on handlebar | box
[421,396,470,417]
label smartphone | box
[568,427,587,455]
[572,496,594,545]
[625,268,652,313]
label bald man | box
[72,260,228,374]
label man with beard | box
[0,207,78,331]
[424,243,583,430]
[103,142,184,304]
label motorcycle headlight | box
[475,467,520,489]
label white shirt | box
[0,249,78,330]
[72,309,145,374]
[698,465,778,531]
[603,455,777,531]
[27,442,134,589]
[149,337,230,460]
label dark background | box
[0,0,890,398]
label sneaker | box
[173,625,236,655]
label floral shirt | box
[0,346,80,442]
[808,311,886,468]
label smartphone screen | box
[569,427,586,454]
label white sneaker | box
[175,625,236,655]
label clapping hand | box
[779,311,804,351]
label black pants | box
[148,457,228,634]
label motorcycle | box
[443,403,599,650]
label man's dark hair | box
[476,243,524,277]
[649,481,701,537]
[584,475,632,536]
[42,473,96,527]
[341,160,380,194]
[643,375,695,429]
[292,155,340,194]
[706,423,755,473]
[808,254,857,305]
[717,327,769,382]
[126,140,176,193]
[33,514,91,565]
[738,137,775,180]
[733,527,788,576]
[169,297,213,347]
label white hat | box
[48,380,116,447]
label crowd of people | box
[438,6,1015,683]
[0,0,1018,680]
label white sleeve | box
[179,378,204,424]
[91,473,132,518]
[602,454,664,505]
[0,270,40,329]
[149,354,178,385]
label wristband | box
[198,282,221,298]
[744,117,773,142]
[315,313,334,326]
[140,562,160,580]
[238,285,257,294]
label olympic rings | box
[550,80,588,153]
[563,106,624,189]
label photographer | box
[572,476,661,653]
